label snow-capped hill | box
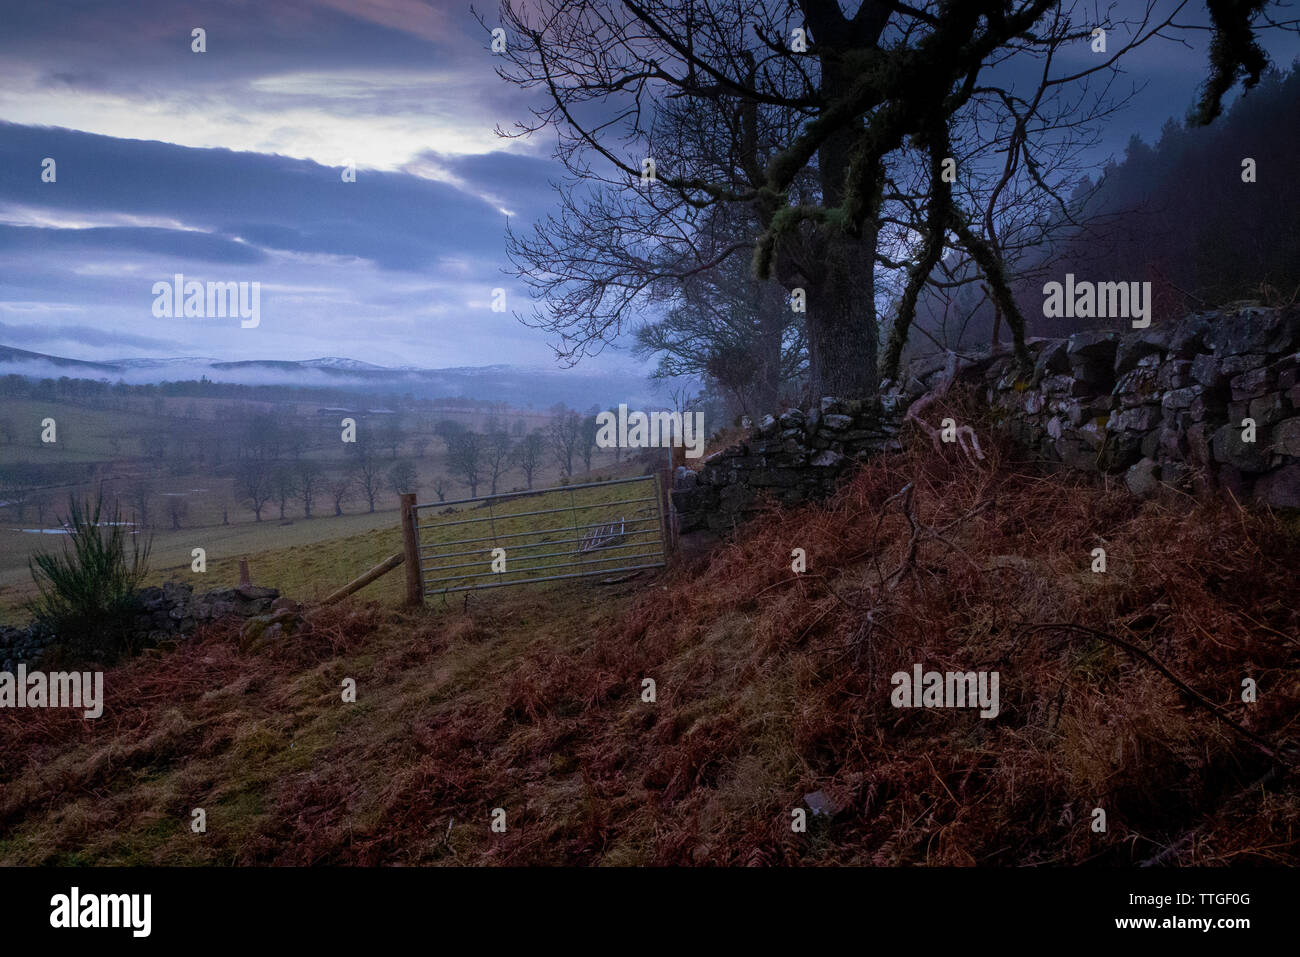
[299,357,390,371]
[112,356,219,368]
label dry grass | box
[2,403,1297,865]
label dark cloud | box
[0,122,516,270]
[0,322,183,352]
[0,2,621,370]
[409,149,560,218]
[1,0,479,92]
[0,224,267,264]
[7,0,1288,376]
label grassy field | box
[0,473,664,623]
[0,398,168,463]
[1,391,646,621]
[0,509,403,623]
[0,577,642,865]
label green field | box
[0,399,170,463]
[1,394,655,623]
[0,508,403,623]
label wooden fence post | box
[657,462,677,555]
[400,493,423,607]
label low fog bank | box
[0,356,669,410]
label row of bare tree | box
[0,404,631,531]
[442,411,621,497]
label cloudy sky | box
[0,0,573,370]
[0,0,1296,372]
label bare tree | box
[127,479,153,528]
[271,463,298,520]
[513,431,544,489]
[548,411,582,478]
[387,460,420,498]
[236,460,273,521]
[378,419,403,459]
[327,473,355,516]
[635,205,805,416]
[0,470,26,522]
[877,3,1135,376]
[166,495,188,530]
[349,446,384,513]
[447,432,484,497]
[579,415,600,473]
[482,432,514,495]
[30,491,53,527]
[238,409,284,461]
[296,460,326,519]
[491,0,1288,398]
[434,419,467,450]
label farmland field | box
[0,508,403,623]
[1,394,655,623]
[1,475,668,624]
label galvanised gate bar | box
[400,474,669,600]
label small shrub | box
[26,494,152,660]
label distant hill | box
[0,346,661,409]
[1026,65,1300,329]
[0,344,121,374]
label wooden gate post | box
[400,493,423,606]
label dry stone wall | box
[0,582,290,669]
[672,305,1300,532]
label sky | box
[0,0,571,370]
[0,0,1297,373]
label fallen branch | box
[903,350,985,463]
[1138,764,1285,867]
[1018,622,1288,764]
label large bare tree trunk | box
[806,233,878,398]
[752,281,787,412]
[808,139,881,396]
[800,23,885,399]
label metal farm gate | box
[400,475,669,600]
